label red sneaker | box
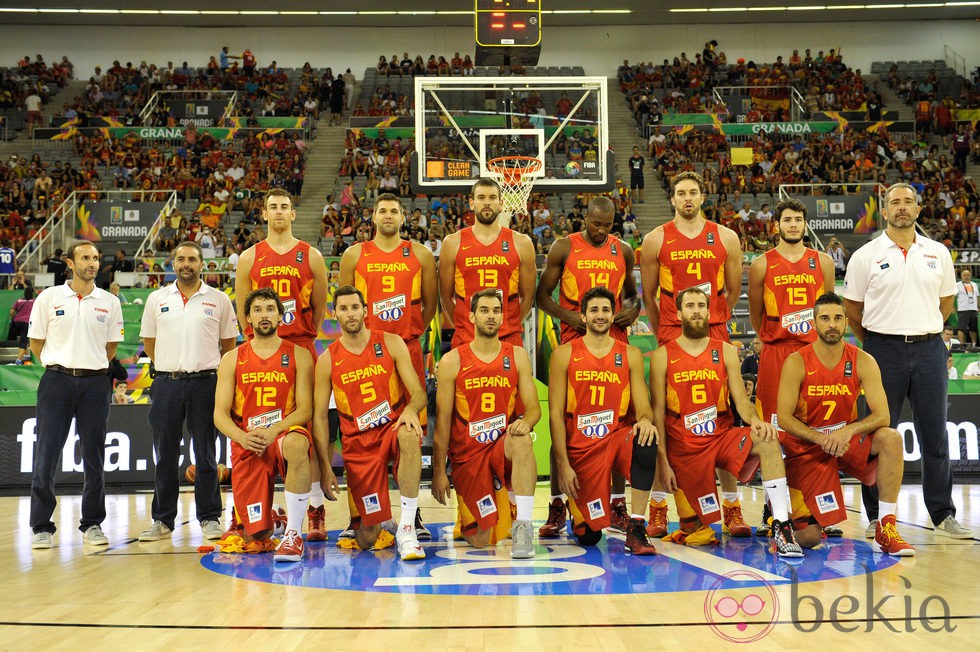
[722,499,752,537]
[538,498,567,538]
[609,497,629,533]
[307,504,327,542]
[221,506,243,541]
[646,499,669,538]
[274,529,305,562]
[875,515,915,557]
[625,518,657,555]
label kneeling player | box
[432,289,541,559]
[777,293,914,555]
[549,286,659,555]
[214,289,314,562]
[651,287,803,557]
[312,286,428,561]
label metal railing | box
[712,86,805,122]
[943,45,968,79]
[134,192,180,258]
[139,89,238,126]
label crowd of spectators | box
[375,52,475,78]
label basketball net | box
[486,155,542,223]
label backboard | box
[411,76,612,194]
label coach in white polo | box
[28,240,124,549]
[843,182,971,539]
[955,268,978,347]
[137,240,238,543]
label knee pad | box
[630,437,658,492]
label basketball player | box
[439,178,537,349]
[535,196,641,537]
[431,289,540,559]
[338,192,437,541]
[776,293,914,555]
[311,286,427,561]
[650,287,803,557]
[213,288,314,562]
[639,171,749,538]
[747,198,835,536]
[234,188,331,541]
[548,286,659,555]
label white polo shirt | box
[140,282,238,372]
[843,231,956,336]
[28,283,124,369]
[956,280,978,312]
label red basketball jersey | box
[663,338,734,442]
[564,338,633,451]
[759,248,828,346]
[657,221,729,329]
[328,330,405,437]
[793,343,861,436]
[559,232,629,343]
[249,239,317,342]
[453,227,523,343]
[450,342,520,466]
[353,240,424,341]
[231,340,299,431]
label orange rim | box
[487,156,543,186]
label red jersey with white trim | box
[559,232,629,343]
[249,240,317,342]
[453,227,523,342]
[353,240,424,341]
[657,221,729,329]
[663,338,734,442]
[231,340,299,432]
[328,330,405,437]
[564,338,633,450]
[450,342,520,466]
[792,343,861,439]
[759,248,828,346]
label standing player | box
[650,287,803,557]
[776,293,914,555]
[213,288,314,562]
[548,287,659,555]
[628,146,645,204]
[431,289,540,559]
[747,199,834,535]
[439,178,537,349]
[535,196,641,537]
[137,241,238,543]
[639,171,748,538]
[338,192,438,540]
[0,238,17,289]
[312,286,428,561]
[235,188,330,541]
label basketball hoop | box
[487,155,543,217]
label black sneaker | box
[772,519,804,558]
[625,518,657,555]
[538,498,567,538]
[609,498,630,534]
[823,525,844,538]
[414,509,432,541]
[756,502,772,537]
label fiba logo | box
[565,161,581,177]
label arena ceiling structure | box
[0,0,977,27]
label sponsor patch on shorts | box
[247,502,263,524]
[698,493,720,515]
[587,498,605,520]
[362,493,381,515]
[815,491,839,514]
[477,493,497,518]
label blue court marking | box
[200,523,899,595]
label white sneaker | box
[396,524,425,561]
[865,520,878,539]
[934,515,973,539]
[138,521,173,542]
[32,531,53,549]
[201,520,223,541]
[82,525,109,546]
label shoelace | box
[879,521,907,543]
[280,531,302,548]
[650,503,668,527]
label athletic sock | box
[309,482,325,509]
[879,501,897,519]
[649,491,667,504]
[722,492,739,504]
[508,490,516,506]
[399,496,418,530]
[610,493,626,502]
[516,495,535,522]
[763,478,790,523]
[285,491,310,534]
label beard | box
[819,329,842,345]
[587,318,611,336]
[681,318,709,339]
[341,319,363,335]
[253,321,279,337]
[475,321,500,338]
[475,207,499,225]
[779,232,804,245]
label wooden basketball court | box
[2,482,977,647]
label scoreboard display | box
[475,0,541,47]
